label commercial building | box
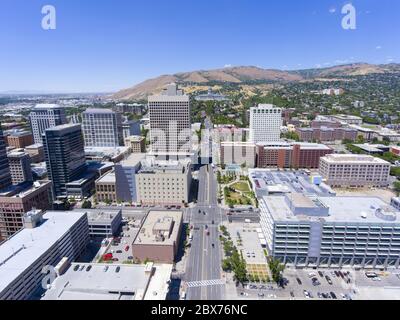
[136,159,192,206]
[114,153,146,203]
[132,210,183,263]
[7,151,33,185]
[0,124,12,190]
[82,108,123,147]
[257,142,333,169]
[248,169,335,199]
[95,171,117,203]
[65,171,97,200]
[84,146,131,163]
[5,130,34,149]
[42,262,172,300]
[296,127,358,143]
[82,209,122,237]
[122,120,141,139]
[0,181,53,240]
[124,135,146,153]
[0,210,89,300]
[29,104,67,144]
[259,193,400,268]
[43,124,86,198]
[249,104,282,143]
[24,143,45,163]
[328,114,363,126]
[319,154,390,187]
[220,142,256,168]
[148,83,191,157]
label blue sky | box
[0,0,398,93]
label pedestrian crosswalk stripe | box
[186,279,226,288]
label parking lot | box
[103,217,141,263]
[235,267,400,300]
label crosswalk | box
[186,279,226,288]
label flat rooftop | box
[256,142,332,150]
[83,108,115,114]
[262,195,400,224]
[119,153,147,167]
[134,211,182,246]
[42,262,172,300]
[82,209,122,224]
[320,153,390,165]
[34,104,63,110]
[249,169,334,197]
[96,171,116,184]
[0,211,87,294]
[0,180,51,198]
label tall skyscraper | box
[249,104,282,143]
[29,104,67,144]
[148,83,191,157]
[43,124,86,198]
[0,123,12,190]
[82,108,123,147]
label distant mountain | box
[112,63,400,100]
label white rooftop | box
[0,211,87,294]
[42,262,172,300]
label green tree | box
[81,200,92,209]
[268,257,285,286]
[394,181,400,196]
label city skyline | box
[0,0,399,92]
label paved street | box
[185,164,226,300]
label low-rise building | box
[42,262,172,300]
[132,210,183,263]
[83,209,122,237]
[319,154,390,187]
[259,193,400,268]
[0,210,89,300]
[95,171,117,203]
[124,135,146,153]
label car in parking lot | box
[290,291,295,298]
[325,275,333,285]
[330,292,337,299]
[318,271,324,277]
[296,277,302,285]
[312,278,321,286]
[303,290,310,299]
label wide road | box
[185,164,225,300]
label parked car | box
[330,292,337,299]
[296,277,302,285]
[325,276,333,285]
[303,290,310,299]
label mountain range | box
[112,63,400,100]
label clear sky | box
[0,0,399,93]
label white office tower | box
[148,83,191,158]
[29,104,67,144]
[82,108,123,147]
[249,104,282,143]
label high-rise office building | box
[82,108,123,147]
[29,104,68,144]
[148,83,191,157]
[7,152,33,185]
[249,104,282,143]
[0,123,12,190]
[43,124,86,198]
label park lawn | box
[232,181,251,193]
